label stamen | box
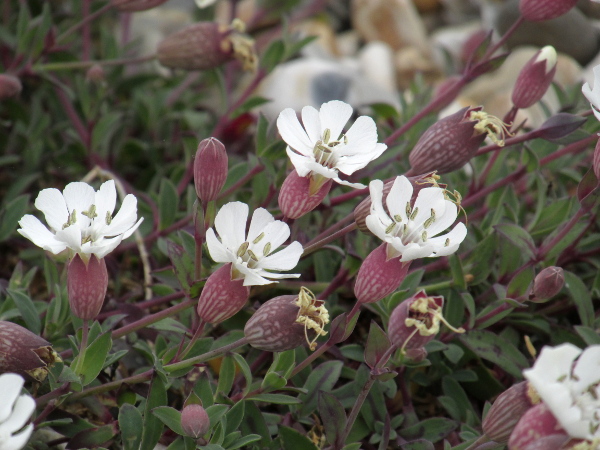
[469,110,513,147]
[253,232,264,244]
[421,231,427,241]
[81,204,98,219]
[423,209,436,229]
[444,238,450,247]
[237,242,249,257]
[385,223,396,234]
[410,207,419,221]
[393,214,402,223]
[81,235,92,245]
[62,210,77,229]
[322,128,331,144]
[263,242,272,256]
[295,287,329,351]
[247,249,259,261]
[405,202,411,218]
[105,211,112,225]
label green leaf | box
[216,354,235,398]
[261,372,287,391]
[279,426,318,450]
[448,254,466,289]
[239,401,270,447]
[298,360,344,416]
[67,423,118,449]
[119,403,143,450]
[225,401,245,435]
[159,178,179,229]
[494,223,536,260]
[167,240,193,293]
[153,406,185,436]
[205,404,229,428]
[364,321,391,368]
[75,331,113,385]
[231,353,252,397]
[459,330,529,378]
[262,39,285,72]
[575,326,600,345]
[140,374,167,450]
[507,267,534,298]
[91,111,123,156]
[232,96,270,117]
[227,434,262,449]
[400,418,458,443]
[249,393,301,404]
[564,271,595,328]
[318,392,347,447]
[0,194,29,241]
[6,289,41,335]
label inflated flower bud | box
[512,46,557,109]
[67,254,109,321]
[181,404,210,439]
[0,321,59,381]
[388,291,463,351]
[530,266,564,302]
[278,170,333,219]
[244,288,329,352]
[111,0,169,11]
[594,138,600,181]
[519,0,578,22]
[354,244,411,304]
[508,403,567,450]
[194,138,228,204]
[482,382,539,444]
[157,20,257,72]
[0,74,22,99]
[408,107,510,175]
[197,263,250,324]
[86,64,105,84]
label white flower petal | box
[428,223,467,257]
[205,228,233,263]
[0,374,24,422]
[63,182,95,229]
[258,241,303,271]
[524,343,582,386]
[0,394,35,435]
[277,108,313,155]
[17,215,67,254]
[301,105,322,143]
[386,176,413,223]
[86,235,124,259]
[335,143,388,175]
[235,264,273,286]
[54,225,83,253]
[215,202,248,252]
[121,217,144,240]
[426,201,458,238]
[412,187,447,230]
[333,177,366,189]
[400,242,435,262]
[248,208,274,243]
[34,188,69,232]
[2,423,33,450]
[337,116,377,156]
[95,180,117,218]
[572,345,600,392]
[286,147,312,177]
[255,220,291,255]
[319,100,352,141]
[366,215,393,243]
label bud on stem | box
[67,254,109,321]
[194,138,228,204]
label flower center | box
[235,233,272,269]
[295,287,329,351]
[61,203,116,245]
[312,127,347,169]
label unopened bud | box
[512,46,557,109]
[181,404,210,438]
[594,138,600,181]
[536,113,586,142]
[530,266,564,302]
[111,0,169,12]
[197,263,250,324]
[482,382,538,444]
[244,288,329,352]
[86,64,105,84]
[408,106,489,175]
[519,0,578,22]
[194,138,228,204]
[157,21,257,72]
[67,254,109,321]
[278,169,333,219]
[508,403,566,450]
[0,74,22,99]
[0,321,59,381]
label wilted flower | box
[512,46,557,109]
[278,100,387,192]
[519,0,578,22]
[583,65,600,122]
[0,373,35,450]
[157,20,256,72]
[0,321,59,382]
[18,180,143,260]
[510,343,600,448]
[181,404,210,439]
[244,288,329,352]
[194,137,228,204]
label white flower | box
[205,202,304,286]
[524,343,600,442]
[583,65,600,122]
[18,180,143,259]
[195,0,217,7]
[0,373,35,450]
[365,176,467,262]
[277,100,387,191]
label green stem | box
[302,222,357,257]
[178,320,206,361]
[69,369,154,402]
[56,2,113,44]
[164,337,249,373]
[74,320,89,375]
[419,279,455,292]
[34,55,156,72]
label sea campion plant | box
[1,1,600,449]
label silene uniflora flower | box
[521,343,600,444]
[277,100,387,193]
[366,176,467,262]
[205,201,303,286]
[18,180,143,259]
[583,65,600,122]
[0,373,35,450]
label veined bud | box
[408,106,510,175]
[181,404,210,439]
[111,0,168,11]
[519,0,578,22]
[508,402,567,450]
[512,46,557,109]
[67,254,109,321]
[278,169,333,219]
[244,288,329,352]
[482,381,539,444]
[388,290,464,352]
[530,266,564,303]
[197,263,250,324]
[354,244,410,304]
[194,138,228,204]
[157,20,257,72]
[594,138,600,181]
[0,321,60,381]
[0,74,22,99]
